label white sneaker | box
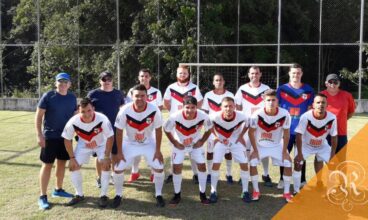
[277,180,284,189]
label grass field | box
[0,111,367,220]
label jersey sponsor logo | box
[289,107,301,116]
[134,132,146,143]
[309,138,323,147]
[73,122,103,142]
[279,89,312,106]
[261,132,273,140]
[213,121,244,138]
[257,115,286,132]
[241,90,263,105]
[126,111,156,131]
[147,91,158,102]
[306,119,334,137]
[170,87,196,103]
[207,98,221,112]
[175,120,204,136]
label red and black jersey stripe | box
[175,120,204,136]
[170,88,196,103]
[279,89,312,106]
[241,90,263,105]
[208,98,221,112]
[257,116,286,132]
[73,122,103,142]
[147,91,158,102]
[126,111,156,131]
[213,121,244,138]
[306,119,334,137]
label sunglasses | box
[57,79,69,83]
[101,77,112,82]
[328,80,339,85]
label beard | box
[177,76,190,83]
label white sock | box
[190,158,198,175]
[226,159,232,176]
[240,170,250,193]
[293,171,302,193]
[210,170,220,193]
[251,175,259,192]
[100,171,110,197]
[154,172,164,196]
[261,158,269,176]
[197,171,207,193]
[113,172,124,196]
[131,156,141,173]
[207,160,213,174]
[283,175,291,194]
[173,174,182,193]
[71,170,83,196]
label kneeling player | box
[164,96,212,205]
[209,97,251,203]
[248,89,293,203]
[293,94,337,193]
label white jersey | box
[115,102,162,144]
[163,82,203,115]
[295,110,337,148]
[250,107,291,148]
[202,90,235,114]
[127,86,163,107]
[62,112,114,146]
[164,109,212,146]
[235,83,270,116]
[210,111,248,144]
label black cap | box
[326,73,340,82]
[183,96,197,106]
[99,71,112,79]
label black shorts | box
[40,138,70,163]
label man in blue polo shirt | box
[35,72,77,210]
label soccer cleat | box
[206,174,211,184]
[98,195,109,208]
[283,193,293,203]
[209,192,218,203]
[252,191,260,201]
[66,195,85,206]
[111,195,122,208]
[156,195,165,207]
[38,195,50,210]
[241,192,252,203]
[165,174,173,184]
[277,180,284,189]
[150,174,154,182]
[192,174,199,184]
[128,172,140,183]
[169,193,181,206]
[51,188,73,198]
[199,192,210,205]
[262,175,273,187]
[96,177,101,188]
[226,175,234,184]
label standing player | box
[209,97,252,203]
[163,65,203,184]
[248,89,293,203]
[202,73,235,184]
[293,94,337,194]
[127,68,163,182]
[114,84,165,207]
[62,98,117,208]
[276,63,314,189]
[164,96,212,205]
[35,72,77,210]
[235,66,271,186]
[87,71,125,188]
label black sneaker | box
[262,175,273,187]
[66,195,84,206]
[98,195,109,208]
[96,177,101,188]
[192,174,199,184]
[241,191,252,203]
[226,175,234,184]
[169,192,181,206]
[199,192,210,205]
[111,195,122,208]
[165,174,173,184]
[209,192,218,203]
[156,195,165,207]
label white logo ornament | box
[302,94,308,100]
[94,128,99,134]
[275,122,280,127]
[146,118,152,124]
[187,92,192,96]
[148,95,153,101]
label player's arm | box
[101,135,113,169]
[197,100,203,109]
[330,135,338,160]
[295,133,303,165]
[115,128,125,163]
[236,122,249,146]
[248,127,259,160]
[64,138,80,170]
[35,107,46,148]
[164,130,184,149]
[282,128,291,161]
[193,129,211,148]
[236,104,242,111]
[153,127,164,164]
[158,105,163,111]
[163,99,171,111]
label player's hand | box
[37,134,45,148]
[250,150,259,160]
[86,140,97,149]
[101,157,111,170]
[213,138,220,146]
[69,158,80,171]
[174,140,185,150]
[235,136,246,147]
[153,151,164,164]
[193,140,204,148]
[295,153,303,164]
[283,150,292,162]
[114,153,126,167]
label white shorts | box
[74,142,105,165]
[295,143,331,163]
[114,141,163,171]
[172,146,205,165]
[213,142,248,164]
[250,145,291,167]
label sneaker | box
[209,192,218,203]
[262,175,273,187]
[206,174,211,184]
[241,192,252,203]
[38,195,50,210]
[252,191,260,201]
[98,195,109,208]
[128,172,140,183]
[169,193,181,206]
[277,180,284,189]
[51,189,73,198]
[199,192,210,205]
[192,174,199,184]
[66,195,84,206]
[111,195,122,208]
[165,174,173,184]
[283,193,293,203]
[150,174,154,182]
[226,175,234,184]
[96,177,101,188]
[156,195,165,207]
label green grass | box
[0,111,367,219]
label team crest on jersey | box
[148,95,153,101]
[146,118,152,124]
[94,128,100,134]
[187,92,192,96]
[275,122,280,127]
[302,93,308,100]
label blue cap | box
[56,72,71,81]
